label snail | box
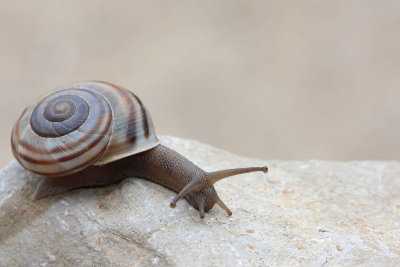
[11,81,268,218]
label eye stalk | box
[170,166,268,218]
[13,81,267,220]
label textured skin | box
[34,144,218,212]
[14,82,268,217]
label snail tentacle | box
[12,81,269,219]
[170,177,204,208]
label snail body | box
[11,81,268,218]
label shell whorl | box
[11,81,159,176]
[31,94,90,137]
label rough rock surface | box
[0,136,399,266]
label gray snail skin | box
[11,81,268,218]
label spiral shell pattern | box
[11,81,159,176]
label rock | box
[0,136,400,266]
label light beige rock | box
[0,136,399,266]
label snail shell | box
[11,81,159,176]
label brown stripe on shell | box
[11,136,17,154]
[98,81,139,144]
[12,81,159,176]
[13,106,50,154]
[47,113,111,154]
[11,122,21,153]
[17,139,47,154]
[58,113,111,153]
[16,112,111,165]
[11,133,20,159]
[12,107,28,141]
[17,90,110,155]
[124,92,137,144]
[17,134,107,166]
[129,91,150,138]
[26,143,109,176]
[11,108,30,154]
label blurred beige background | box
[1,1,400,168]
